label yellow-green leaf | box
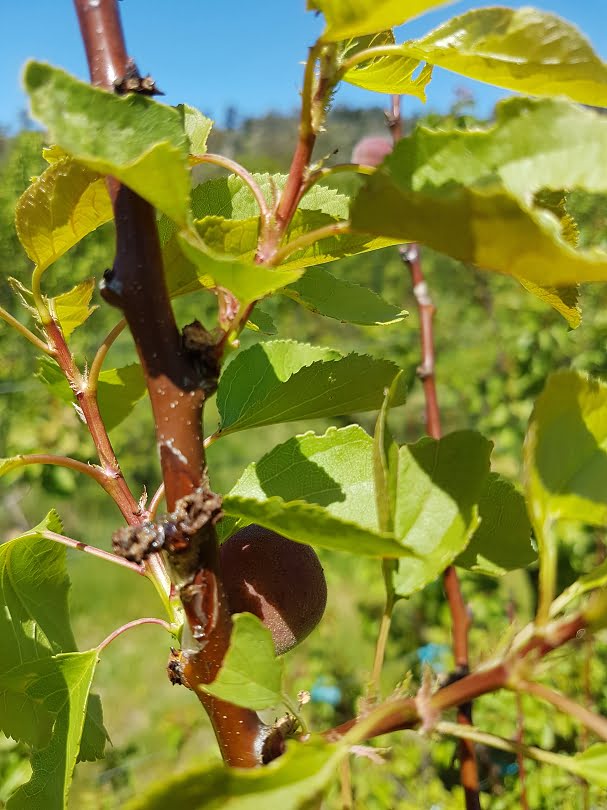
[49,278,97,338]
[404,7,607,107]
[310,0,454,42]
[15,158,112,273]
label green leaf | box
[124,737,347,810]
[343,50,433,99]
[15,157,112,273]
[215,340,406,436]
[38,357,146,431]
[373,375,401,533]
[190,173,352,221]
[404,7,607,107]
[6,650,100,810]
[0,511,75,668]
[351,98,607,292]
[564,744,607,790]
[49,278,97,338]
[177,103,213,155]
[96,364,147,432]
[24,62,190,225]
[200,614,283,710]
[310,0,453,41]
[455,473,535,575]
[223,496,406,558]
[176,230,304,306]
[524,370,607,530]
[282,266,407,326]
[516,277,581,329]
[392,431,492,597]
[189,210,396,272]
[0,515,106,768]
[161,175,396,303]
[224,426,414,557]
[246,307,277,335]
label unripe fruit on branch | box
[351,136,393,167]
[219,525,327,655]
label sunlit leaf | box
[200,614,283,710]
[15,157,112,273]
[6,651,100,810]
[223,426,413,557]
[0,515,106,775]
[49,278,97,338]
[351,98,607,292]
[178,103,213,155]
[344,52,432,99]
[309,0,453,41]
[404,7,607,107]
[24,62,190,225]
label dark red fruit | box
[351,136,393,167]
[219,525,327,655]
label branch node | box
[114,57,164,95]
[182,320,221,395]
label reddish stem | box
[97,616,172,652]
[392,95,479,807]
[42,529,145,575]
[45,317,141,524]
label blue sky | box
[1,1,605,131]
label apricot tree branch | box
[73,0,268,767]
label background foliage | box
[1,90,607,807]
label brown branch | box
[327,609,591,745]
[391,92,479,806]
[73,0,267,767]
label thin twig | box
[4,453,109,487]
[435,721,572,771]
[270,220,351,267]
[0,305,51,353]
[370,593,395,695]
[516,680,607,742]
[190,153,271,225]
[339,757,353,809]
[88,318,126,395]
[97,616,173,653]
[42,529,145,575]
[148,482,166,520]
